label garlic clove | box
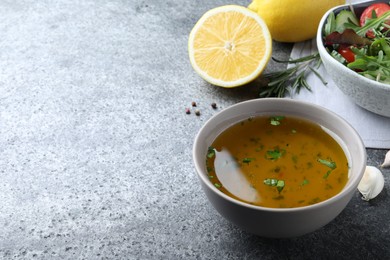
[357,166,384,201]
[380,150,390,168]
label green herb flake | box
[323,170,332,179]
[276,180,285,193]
[264,178,285,194]
[317,158,337,169]
[242,158,255,164]
[207,147,216,158]
[270,116,285,126]
[318,158,336,179]
[301,179,309,186]
[266,148,285,160]
[264,178,278,186]
[214,183,221,188]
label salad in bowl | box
[317,0,390,117]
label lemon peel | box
[248,0,345,42]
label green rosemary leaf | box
[314,55,322,68]
[259,52,325,98]
[290,72,301,91]
[266,68,297,87]
[300,74,311,91]
[309,66,328,85]
[272,53,320,64]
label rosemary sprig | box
[259,52,327,98]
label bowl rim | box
[193,98,366,213]
[316,1,390,91]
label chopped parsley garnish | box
[214,183,221,188]
[264,178,278,186]
[276,180,285,193]
[270,116,285,126]
[317,158,337,179]
[266,148,285,160]
[207,147,216,158]
[242,158,255,164]
[323,170,332,179]
[317,158,337,169]
[264,178,285,193]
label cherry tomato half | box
[338,45,355,63]
[360,3,390,38]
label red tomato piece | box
[338,45,355,63]
[360,3,390,38]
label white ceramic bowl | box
[193,98,366,238]
[317,0,390,118]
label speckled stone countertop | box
[0,0,389,259]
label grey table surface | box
[0,0,389,259]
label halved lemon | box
[188,5,272,88]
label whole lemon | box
[248,0,345,42]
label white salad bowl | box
[193,98,366,238]
[317,0,390,117]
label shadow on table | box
[242,190,389,259]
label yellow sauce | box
[206,115,349,208]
